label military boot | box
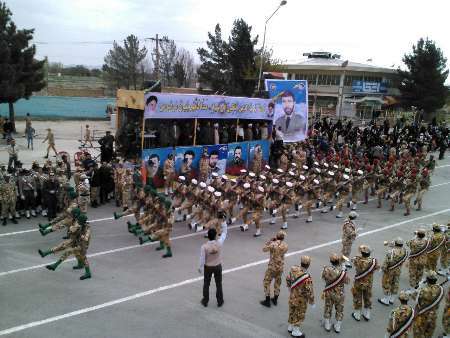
[40,227,53,236]
[80,266,91,280]
[113,212,122,220]
[46,259,62,271]
[38,248,53,257]
[260,295,271,308]
[155,241,165,251]
[271,295,278,306]
[11,217,18,224]
[73,259,84,270]
[39,223,51,230]
[162,246,172,258]
[139,236,151,245]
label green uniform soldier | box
[406,229,428,290]
[414,169,430,211]
[386,291,415,338]
[379,237,408,306]
[413,271,444,338]
[77,174,90,213]
[351,245,379,322]
[286,255,315,338]
[260,230,288,308]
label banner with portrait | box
[248,140,270,173]
[144,92,273,120]
[265,80,309,142]
[173,146,203,181]
[204,144,228,180]
[142,148,174,188]
[226,142,249,176]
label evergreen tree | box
[0,1,46,129]
[398,38,449,118]
[228,19,258,96]
[103,34,147,90]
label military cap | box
[259,175,266,180]
[257,186,264,193]
[277,168,284,174]
[299,175,306,181]
[240,169,247,174]
[243,183,251,189]
[191,179,198,185]
[178,175,186,181]
[207,186,215,193]
[348,211,358,219]
[333,164,339,170]
[415,228,426,236]
[214,191,222,197]
[249,172,256,178]
[302,165,309,170]
[286,181,293,188]
[77,213,88,224]
[212,172,219,178]
[221,175,228,180]
[276,230,286,239]
[323,163,329,168]
[313,161,319,166]
[329,253,340,262]
[357,170,364,175]
[328,171,334,176]
[394,237,404,246]
[343,174,350,180]
[359,245,371,254]
[264,165,271,170]
[288,171,295,176]
[272,178,279,184]
[301,255,311,265]
[313,179,320,185]
[315,168,321,174]
[344,168,351,173]
[291,163,297,167]
[199,182,207,188]
[432,223,442,232]
[398,291,409,301]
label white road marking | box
[1,178,449,239]
[0,207,449,336]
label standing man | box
[341,211,358,268]
[386,291,414,338]
[198,218,228,307]
[43,128,58,158]
[98,131,115,163]
[413,271,444,338]
[426,223,445,272]
[406,229,428,291]
[7,138,19,171]
[286,256,315,337]
[0,175,18,225]
[43,172,59,221]
[260,230,288,308]
[321,253,349,333]
[351,245,379,322]
[378,238,408,306]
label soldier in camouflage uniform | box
[414,169,430,211]
[341,211,358,268]
[406,229,428,290]
[426,223,445,272]
[163,153,175,196]
[251,146,263,175]
[0,175,18,225]
[335,174,351,218]
[351,245,379,322]
[77,174,90,213]
[378,237,408,306]
[18,168,37,219]
[286,255,314,338]
[386,291,414,338]
[376,168,390,209]
[39,190,79,236]
[260,230,288,308]
[442,287,449,338]
[198,148,209,183]
[113,162,124,207]
[321,253,349,333]
[350,169,364,210]
[438,223,449,277]
[121,169,133,211]
[413,271,444,338]
[401,174,417,216]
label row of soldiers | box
[0,159,73,225]
[260,217,449,337]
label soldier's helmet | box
[348,211,358,219]
[398,291,409,302]
[300,255,311,266]
[68,191,78,199]
[432,223,442,232]
[394,237,404,246]
[276,230,286,240]
[329,253,340,263]
[77,213,88,225]
[359,245,371,254]
[416,228,426,236]
[71,208,81,218]
[425,270,438,282]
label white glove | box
[21,195,25,200]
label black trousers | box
[46,195,57,220]
[203,264,223,304]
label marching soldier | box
[321,253,349,333]
[441,287,449,338]
[386,291,415,338]
[413,271,445,338]
[389,171,404,212]
[402,174,417,216]
[252,146,263,175]
[121,169,133,211]
[426,223,446,272]
[414,169,430,211]
[406,229,428,290]
[376,168,390,208]
[198,148,209,183]
[351,245,379,322]
[379,237,408,306]
[39,190,79,236]
[335,174,351,218]
[260,230,288,308]
[341,211,358,268]
[438,223,449,277]
[77,173,90,213]
[286,256,315,338]
[350,170,364,210]
[163,153,175,196]
[113,162,124,207]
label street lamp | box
[257,0,287,92]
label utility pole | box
[147,34,163,81]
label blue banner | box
[248,140,270,173]
[205,144,228,180]
[352,80,387,93]
[265,79,309,142]
[174,146,203,180]
[226,142,248,176]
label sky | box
[5,0,450,71]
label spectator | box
[213,123,220,144]
[237,124,244,142]
[61,154,72,180]
[25,123,35,150]
[260,123,268,140]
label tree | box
[0,1,46,128]
[228,19,258,96]
[173,59,186,87]
[103,34,147,90]
[398,38,449,119]
[197,24,230,94]
[154,37,177,87]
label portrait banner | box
[226,142,249,176]
[265,80,309,142]
[248,140,270,174]
[174,146,203,181]
[142,148,175,188]
[144,92,273,120]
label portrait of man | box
[226,145,246,176]
[146,95,158,112]
[147,153,164,187]
[267,101,275,119]
[208,150,220,174]
[180,149,197,179]
[274,90,307,141]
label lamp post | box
[257,0,287,92]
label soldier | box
[121,169,133,211]
[250,186,266,237]
[386,291,415,338]
[0,175,18,225]
[18,168,37,218]
[413,271,445,338]
[438,223,450,277]
[163,153,175,196]
[304,178,320,223]
[350,170,364,210]
[321,253,349,333]
[198,147,209,183]
[113,162,124,207]
[351,245,379,322]
[378,237,408,306]
[286,256,315,338]
[406,229,428,290]
[389,171,404,212]
[414,169,430,211]
[83,124,93,147]
[42,128,58,159]
[441,287,449,338]
[335,174,351,218]
[77,173,90,213]
[260,230,288,308]
[251,145,263,175]
[341,211,358,268]
[402,174,417,216]
[426,223,446,272]
[39,190,79,236]
[376,168,390,208]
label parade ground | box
[0,157,449,338]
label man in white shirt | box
[199,220,228,307]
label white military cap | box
[289,171,295,176]
[286,181,294,188]
[258,186,265,193]
[313,179,320,185]
[199,182,207,188]
[249,172,256,177]
[315,168,321,173]
[323,163,329,168]
[299,175,306,181]
[272,178,279,184]
[240,169,247,174]
[328,171,334,176]
[191,179,198,185]
[291,163,297,167]
[265,165,271,170]
[212,172,219,177]
[259,175,266,180]
[357,170,364,175]
[343,174,350,180]
[221,175,228,180]
[207,186,215,193]
[333,164,339,170]
[214,191,222,197]
[243,182,251,189]
[314,161,319,166]
[277,168,284,174]
[178,175,186,181]
[344,168,350,173]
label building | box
[278,51,400,119]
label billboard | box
[248,140,270,173]
[265,80,309,142]
[144,92,273,120]
[226,142,249,176]
[142,148,174,188]
[352,80,387,93]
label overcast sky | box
[6,0,450,71]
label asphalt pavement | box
[1,157,450,338]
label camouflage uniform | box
[426,228,445,272]
[0,178,17,221]
[380,245,407,300]
[198,155,209,183]
[121,171,133,209]
[443,287,450,337]
[351,255,379,312]
[251,150,263,175]
[341,219,357,258]
[262,236,288,297]
[415,172,430,211]
[163,157,175,194]
[321,264,349,321]
[386,302,414,338]
[77,179,90,213]
[413,283,444,338]
[402,177,417,216]
[286,265,314,327]
[406,234,428,288]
